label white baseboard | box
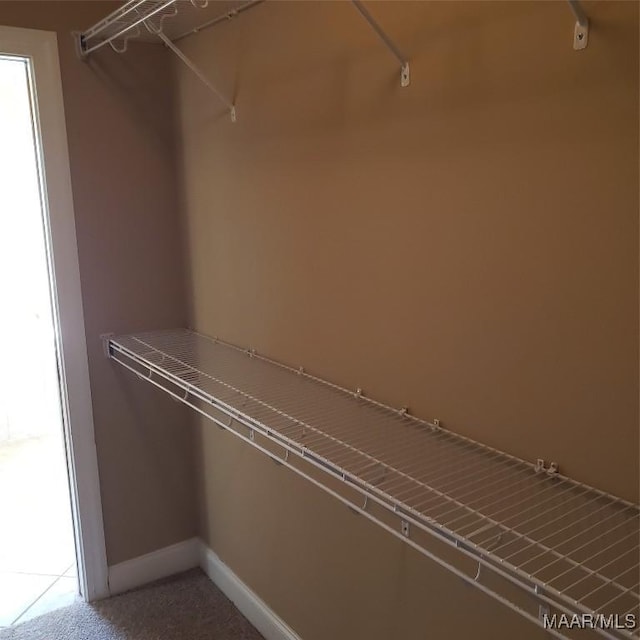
[199,542,302,640]
[106,537,300,640]
[108,537,200,596]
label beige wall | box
[176,1,638,638]
[0,2,196,565]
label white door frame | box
[0,25,109,601]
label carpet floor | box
[0,569,265,640]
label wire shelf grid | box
[78,0,262,55]
[80,0,184,54]
[109,329,639,639]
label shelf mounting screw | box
[401,62,410,87]
[568,0,589,50]
[573,21,588,50]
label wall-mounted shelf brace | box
[144,18,237,123]
[351,0,410,87]
[568,0,589,50]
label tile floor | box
[0,435,78,627]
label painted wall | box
[0,2,196,565]
[175,1,638,638]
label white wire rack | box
[78,0,265,55]
[108,329,639,639]
[78,0,590,59]
[78,0,180,54]
[77,0,263,122]
[76,0,410,91]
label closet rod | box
[173,0,264,43]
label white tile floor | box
[0,435,79,627]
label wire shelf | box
[108,329,639,640]
[78,0,262,55]
[79,0,180,54]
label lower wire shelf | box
[108,329,639,639]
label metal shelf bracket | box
[143,18,237,122]
[568,0,589,50]
[351,0,410,87]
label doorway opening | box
[0,54,78,626]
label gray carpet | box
[0,569,264,640]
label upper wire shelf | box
[108,329,639,640]
[79,0,181,55]
[77,0,590,123]
[77,0,261,122]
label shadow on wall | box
[175,1,618,145]
[81,41,177,157]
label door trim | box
[0,25,109,601]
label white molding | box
[106,539,301,640]
[108,538,201,596]
[0,26,108,601]
[199,542,302,640]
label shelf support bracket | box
[567,0,589,50]
[145,21,237,122]
[351,0,410,87]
